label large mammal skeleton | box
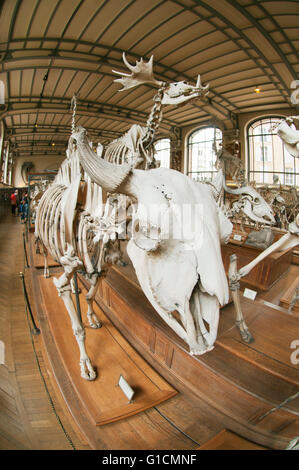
[35,143,106,379]
[206,144,276,229]
[74,125,274,365]
[35,66,298,382]
[35,56,209,380]
[74,126,233,359]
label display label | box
[117,374,135,403]
[233,234,242,241]
[243,288,257,300]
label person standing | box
[20,195,29,224]
[10,190,17,215]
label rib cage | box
[35,146,105,277]
[104,124,154,168]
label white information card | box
[233,234,242,242]
[117,374,135,403]
[243,288,257,300]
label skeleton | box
[227,118,299,341]
[35,57,295,382]
[205,140,275,233]
[267,190,287,229]
[28,179,51,265]
[21,161,34,185]
[229,214,299,342]
[34,56,209,380]
[74,125,243,359]
[207,153,275,231]
[34,140,121,380]
[29,178,51,227]
[276,115,299,159]
[254,184,298,229]
[104,53,208,168]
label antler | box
[195,74,209,93]
[112,52,162,91]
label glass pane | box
[154,138,170,168]
[247,117,298,186]
[187,127,222,181]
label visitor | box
[10,190,17,215]
[20,197,29,224]
[14,189,20,216]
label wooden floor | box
[0,206,90,450]
[0,204,296,451]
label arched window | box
[154,138,170,168]
[187,126,222,181]
[247,116,298,186]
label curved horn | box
[73,127,132,193]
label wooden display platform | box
[199,429,267,450]
[27,232,60,268]
[78,264,299,449]
[221,242,293,291]
[293,249,299,266]
[38,275,177,426]
[27,231,298,448]
[279,276,299,315]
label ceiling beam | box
[0,36,238,119]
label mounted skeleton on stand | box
[206,134,275,229]
[34,54,209,380]
[226,116,299,341]
[34,103,105,379]
[74,96,274,371]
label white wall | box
[12,155,64,187]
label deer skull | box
[112,53,209,104]
[161,76,209,105]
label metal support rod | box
[73,271,82,324]
[19,272,40,335]
[23,231,30,268]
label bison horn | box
[72,126,132,194]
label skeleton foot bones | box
[53,244,100,381]
[228,215,299,343]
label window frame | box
[186,125,223,182]
[246,116,298,186]
[154,137,171,169]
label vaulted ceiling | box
[0,0,298,159]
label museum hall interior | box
[0,0,298,452]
